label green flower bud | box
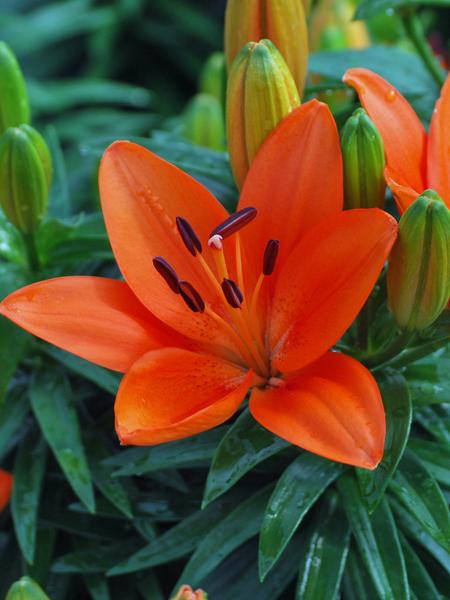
[5,576,50,600]
[341,108,386,210]
[388,190,450,332]
[227,39,300,188]
[199,52,227,109]
[0,125,52,233]
[0,42,30,133]
[182,94,226,152]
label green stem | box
[378,335,450,370]
[402,11,446,88]
[22,232,40,272]
[363,331,415,368]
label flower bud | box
[341,108,386,210]
[388,190,450,332]
[182,94,226,152]
[0,469,13,512]
[227,39,300,188]
[0,125,52,233]
[199,52,227,109]
[5,577,50,600]
[310,0,369,52]
[171,585,208,600]
[0,42,30,133]
[225,0,308,95]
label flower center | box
[153,208,279,379]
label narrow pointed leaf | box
[337,473,410,600]
[30,369,95,513]
[341,550,379,600]
[203,409,289,506]
[404,347,450,406]
[414,405,450,443]
[400,534,441,600]
[83,575,111,600]
[296,494,350,600]
[11,435,47,564]
[408,438,450,486]
[357,371,411,512]
[0,318,29,407]
[259,454,343,581]
[0,387,29,461]
[175,485,274,590]
[390,449,450,551]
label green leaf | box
[203,409,289,506]
[26,527,57,586]
[341,550,379,600]
[404,346,450,405]
[296,494,350,600]
[83,575,111,600]
[0,387,29,461]
[408,438,450,486]
[108,489,247,575]
[107,428,225,476]
[259,454,342,581]
[414,405,450,443]
[389,449,450,551]
[30,369,95,513]
[0,210,26,264]
[11,435,47,564]
[355,0,450,20]
[45,126,70,219]
[400,534,441,600]
[357,371,412,512]
[391,498,450,575]
[51,540,139,574]
[337,473,410,600]
[175,485,274,590]
[0,318,29,407]
[42,346,120,395]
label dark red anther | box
[179,280,205,313]
[221,278,243,309]
[263,240,280,276]
[153,257,180,293]
[210,207,257,239]
[176,216,202,256]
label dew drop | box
[386,89,397,103]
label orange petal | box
[270,209,397,372]
[0,469,13,512]
[0,276,182,372]
[115,348,253,445]
[238,101,343,285]
[250,352,385,469]
[343,68,427,200]
[385,167,421,215]
[428,73,450,207]
[99,141,232,347]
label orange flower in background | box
[344,68,450,214]
[0,469,13,512]
[0,100,397,469]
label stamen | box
[176,216,202,256]
[207,234,223,250]
[268,377,285,388]
[209,207,257,240]
[222,278,243,309]
[178,280,205,313]
[263,240,280,276]
[153,257,180,293]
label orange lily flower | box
[0,101,397,469]
[343,68,450,214]
[0,469,13,511]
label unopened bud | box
[225,0,308,95]
[182,94,226,152]
[0,469,12,512]
[0,125,52,233]
[388,190,450,332]
[227,39,300,188]
[0,42,30,133]
[5,577,50,600]
[341,108,386,210]
[199,52,227,108]
[171,585,208,600]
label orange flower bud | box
[171,585,208,600]
[0,469,13,512]
[227,39,300,188]
[224,0,308,95]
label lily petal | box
[428,73,450,207]
[270,209,397,372]
[343,68,427,200]
[0,469,13,512]
[250,352,385,469]
[99,141,232,347]
[385,167,421,215]
[0,276,180,372]
[238,101,342,284]
[115,348,253,445]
